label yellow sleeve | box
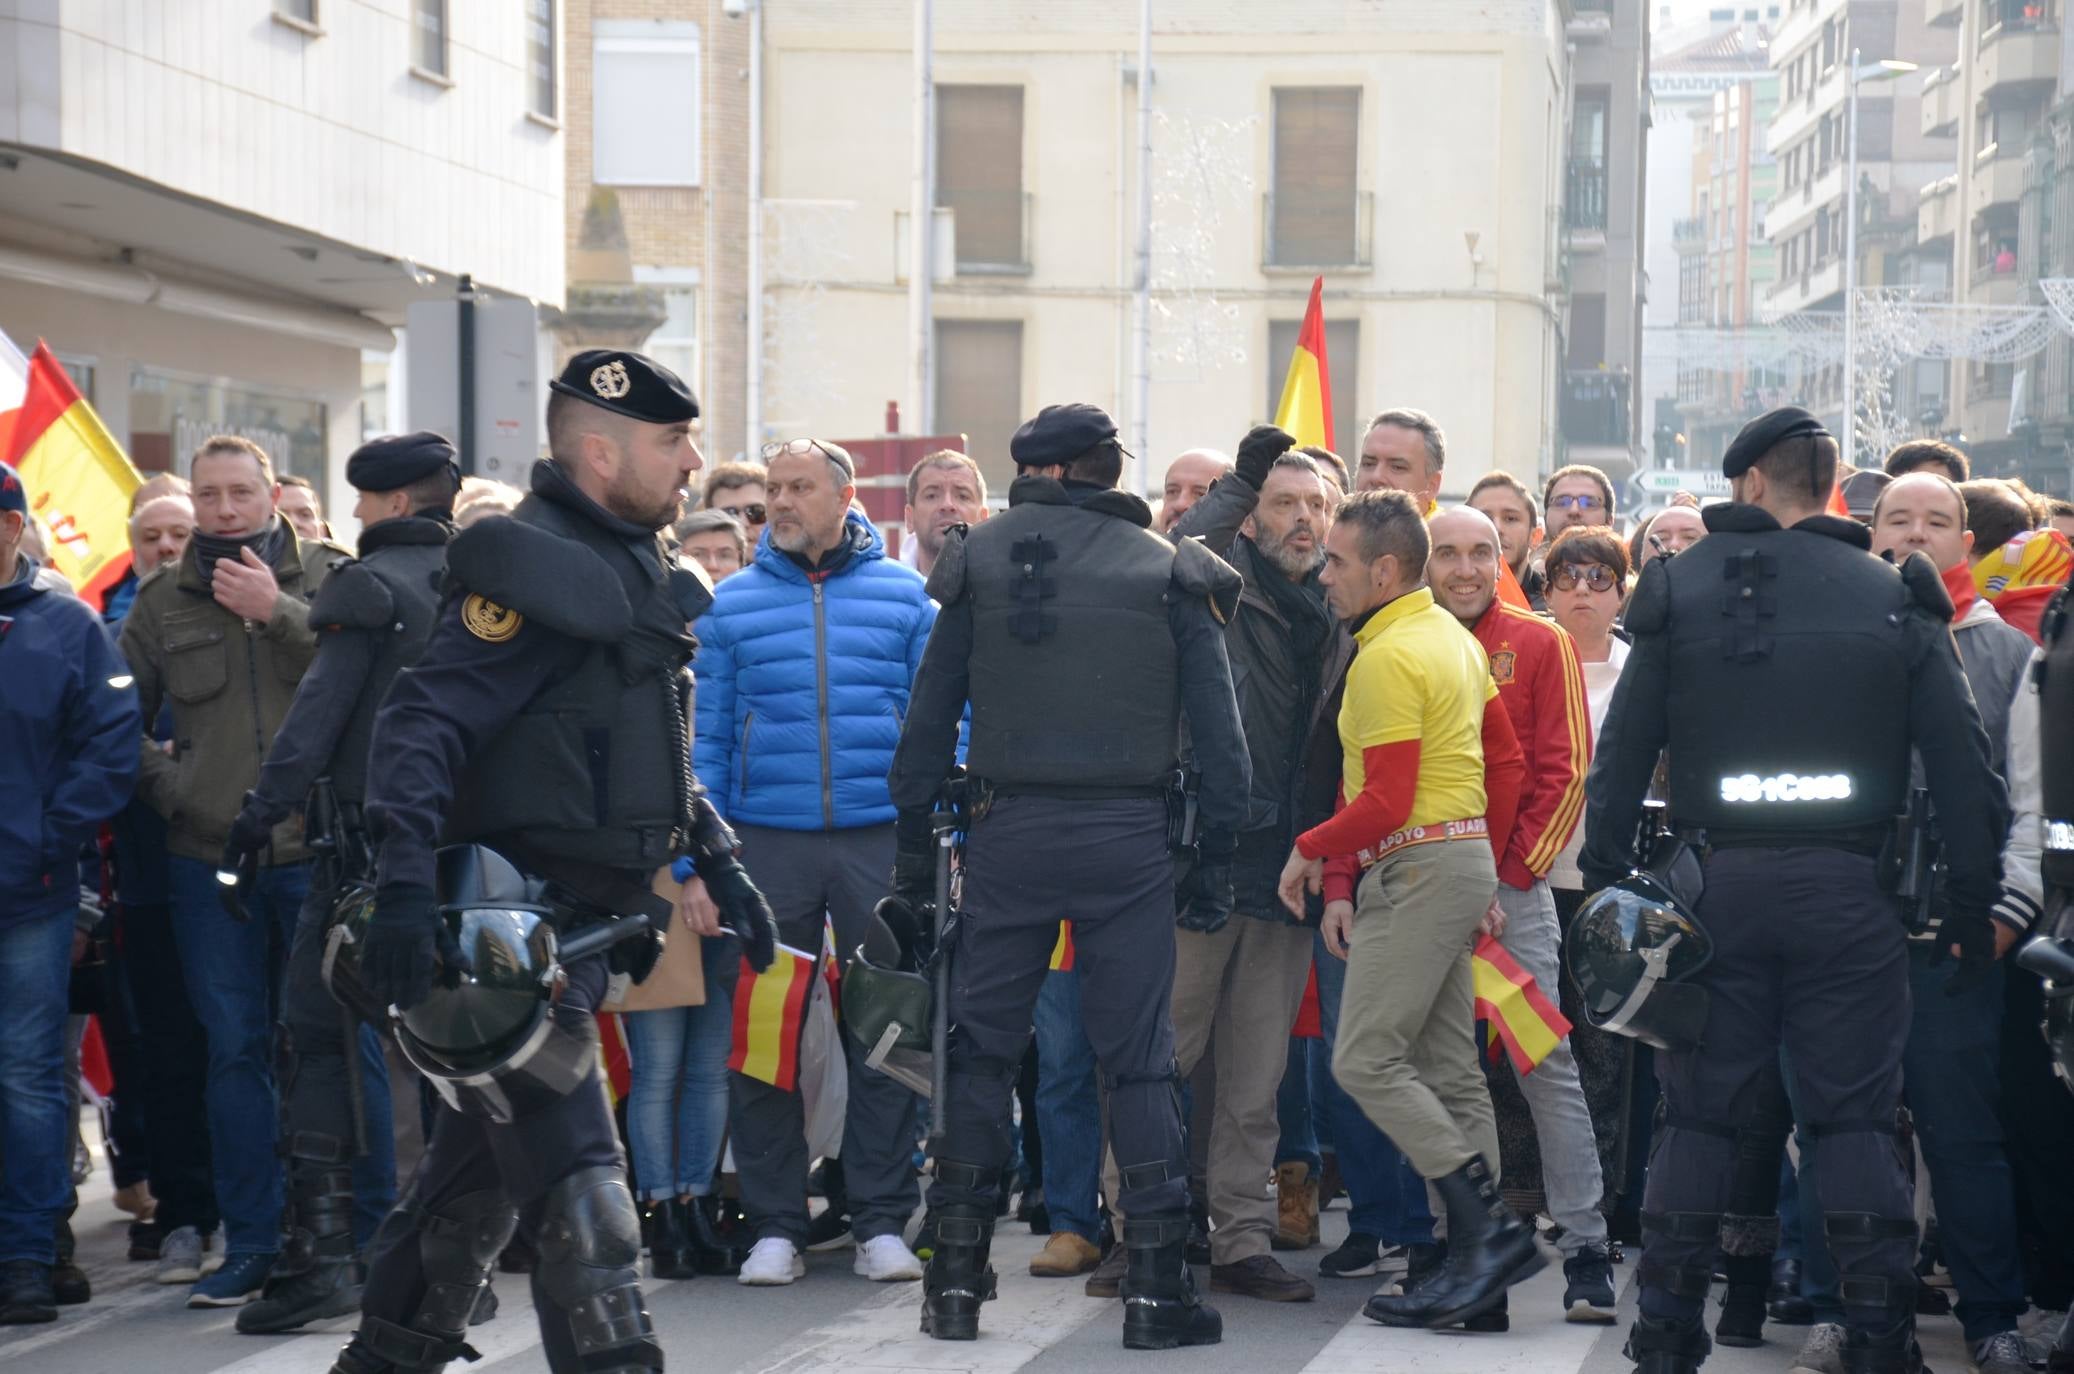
[1344,642,1427,748]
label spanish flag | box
[1472,933,1572,1076]
[729,943,816,1091]
[1049,922,1074,972]
[1273,277,1335,452]
[1973,526,2074,644]
[0,331,142,609]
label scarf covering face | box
[192,515,290,590]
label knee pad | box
[414,1189,520,1337]
[535,1165,657,1367]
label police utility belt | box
[1355,817,1487,871]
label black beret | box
[1721,405,1831,478]
[1010,402,1118,468]
[549,349,699,425]
[346,431,458,493]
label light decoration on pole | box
[1147,110,1256,376]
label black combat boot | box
[1120,1215,1223,1350]
[1363,1159,1544,1329]
[1840,1319,1926,1374]
[1768,1254,1813,1324]
[644,1200,698,1282]
[686,1195,746,1276]
[239,1160,360,1333]
[51,1216,89,1305]
[329,1315,481,1374]
[0,1261,57,1325]
[1715,1252,1768,1347]
[1624,1314,1712,1374]
[920,1207,997,1341]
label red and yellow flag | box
[1049,921,1074,972]
[1974,526,2073,644]
[729,944,816,1091]
[1273,277,1335,453]
[596,1013,633,1106]
[1472,932,1572,1076]
[0,332,142,609]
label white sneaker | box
[852,1233,924,1282]
[737,1237,804,1286]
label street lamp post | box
[1842,49,1919,470]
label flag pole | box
[1129,0,1152,497]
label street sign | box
[1636,468,1730,497]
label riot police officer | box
[1580,407,2009,1374]
[326,351,775,1374]
[221,433,459,1334]
[887,402,1251,1350]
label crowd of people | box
[3,356,2072,1374]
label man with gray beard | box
[1162,426,1348,1303]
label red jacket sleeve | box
[1297,739,1420,864]
[1481,696,1525,870]
[1498,627,1591,889]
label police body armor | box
[306,518,450,805]
[1641,520,1916,839]
[957,478,1183,792]
[2042,587,2074,894]
[441,482,708,874]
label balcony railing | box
[1560,369,1630,447]
[938,188,1032,275]
[1672,215,1706,246]
[1261,189,1374,269]
[1567,156,1608,231]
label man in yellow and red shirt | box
[1276,489,1539,1334]
[1427,506,1614,1321]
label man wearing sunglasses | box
[1581,406,2009,1374]
[701,462,769,551]
[890,401,1250,1350]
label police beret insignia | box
[462,593,524,643]
[590,359,632,400]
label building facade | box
[0,1,565,510]
[754,0,1583,497]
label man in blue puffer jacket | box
[695,438,938,1287]
[0,462,140,1324]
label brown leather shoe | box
[1274,1163,1318,1251]
[1083,1242,1128,1298]
[1210,1253,1316,1302]
[1028,1231,1101,1277]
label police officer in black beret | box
[1581,407,2009,1374]
[889,402,1251,1350]
[220,431,460,1336]
[324,352,776,1374]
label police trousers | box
[1638,847,1915,1335]
[928,795,1190,1220]
[359,955,633,1370]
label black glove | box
[1934,908,1999,997]
[1234,424,1296,491]
[892,808,938,908]
[362,881,459,1011]
[702,852,779,973]
[224,792,280,867]
[214,845,260,923]
[1176,830,1237,935]
[609,927,664,984]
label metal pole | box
[1843,48,1860,471]
[456,273,476,477]
[908,0,935,437]
[1130,0,1153,496]
[745,0,765,457]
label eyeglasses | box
[716,502,767,525]
[1550,493,1606,512]
[761,437,856,481]
[1549,563,1620,593]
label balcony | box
[1673,215,1706,251]
[1560,369,1630,449]
[939,188,1032,275]
[1969,143,2028,214]
[1767,62,1845,154]
[1764,158,1845,241]
[1977,9,2060,96]
[1918,174,1960,245]
[1566,156,1608,233]
[1260,190,1374,270]
[1568,0,1614,37]
[1920,65,1963,138]
[1926,0,1964,24]
[1765,256,1846,316]
[1972,268,2029,305]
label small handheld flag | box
[1472,932,1573,1075]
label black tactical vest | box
[1654,516,1915,836]
[962,485,1181,791]
[2041,586,2074,890]
[327,528,446,805]
[444,493,699,873]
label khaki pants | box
[1330,838,1500,1182]
[1168,915,1315,1264]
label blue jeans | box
[1275,1035,1330,1175]
[1313,926,1435,1246]
[168,855,308,1257]
[1033,968,1103,1243]
[0,910,77,1265]
[623,938,738,1201]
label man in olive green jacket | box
[116,436,346,1308]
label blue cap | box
[0,462,25,515]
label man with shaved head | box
[1159,449,1232,533]
[1426,505,1611,1323]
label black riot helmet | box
[392,845,596,1124]
[1564,869,1714,1052]
[2018,934,2074,1097]
[839,897,936,1098]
